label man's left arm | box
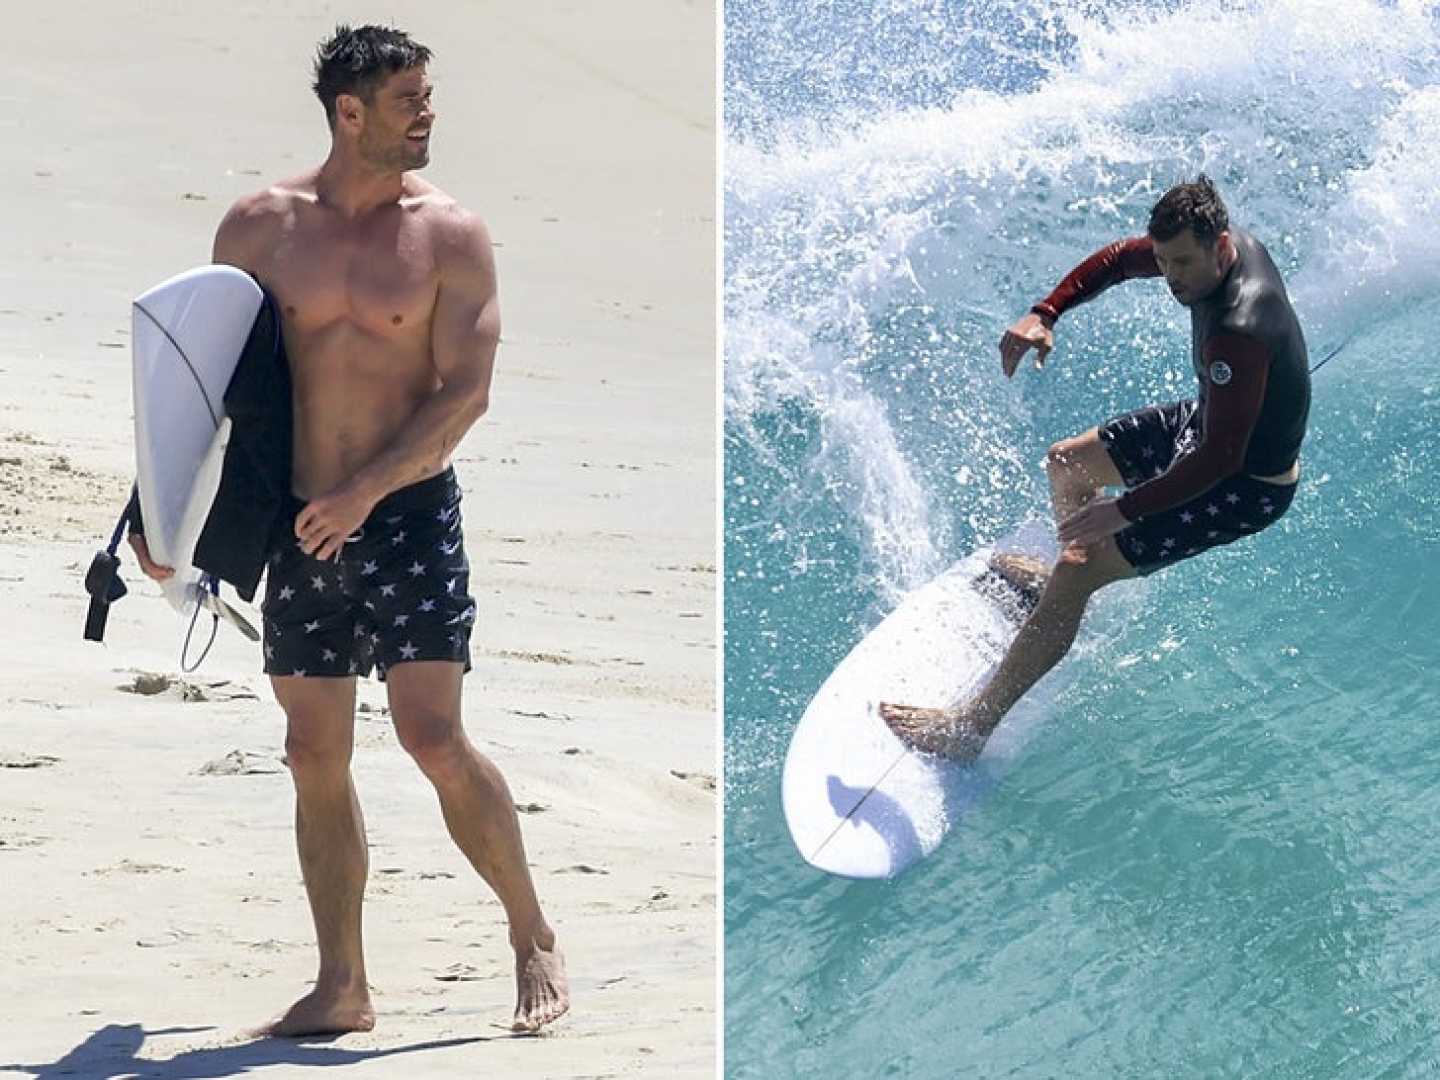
[1060,333,1270,544]
[298,211,499,561]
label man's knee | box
[274,677,356,778]
[283,716,354,778]
[394,710,470,785]
[1053,537,1134,593]
[1046,437,1089,487]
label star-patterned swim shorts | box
[261,468,476,680]
[1098,399,1298,577]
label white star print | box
[419,599,436,612]
[305,620,321,633]
[1205,504,1220,516]
[391,530,407,546]
[1225,492,1241,504]
[379,584,396,598]
[278,585,295,601]
[439,540,460,556]
[361,560,378,575]
[399,642,418,660]
[1180,511,1194,524]
[1207,530,1219,538]
[353,625,366,637]
[348,660,358,674]
[265,643,274,659]
[311,575,326,592]
[1161,538,1175,549]
[394,614,409,627]
[408,561,426,577]
[293,669,306,677]
[385,515,402,525]
[445,577,457,594]
[322,648,337,662]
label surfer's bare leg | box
[883,537,1134,759]
[1046,428,1124,523]
[386,661,569,1032]
[967,536,1134,729]
[261,675,375,1037]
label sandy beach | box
[0,2,715,1077]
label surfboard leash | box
[179,575,222,673]
[82,486,136,643]
[1309,335,1352,375]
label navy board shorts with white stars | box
[1098,399,1298,576]
[261,467,476,680]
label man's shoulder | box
[224,176,316,227]
[404,180,486,234]
[404,185,492,268]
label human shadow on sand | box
[0,1020,513,1079]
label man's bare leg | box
[260,675,375,1036]
[991,426,1128,597]
[883,536,1136,760]
[387,662,569,1032]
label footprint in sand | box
[670,770,717,792]
[0,754,60,769]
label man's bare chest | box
[263,215,439,339]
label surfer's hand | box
[127,532,174,581]
[999,313,1054,378]
[296,486,376,562]
[1057,497,1128,546]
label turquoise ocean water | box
[724,1,1440,1075]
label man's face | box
[1151,228,1231,307]
[352,66,435,172]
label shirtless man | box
[882,176,1309,761]
[128,25,568,1034]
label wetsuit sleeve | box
[1032,236,1162,322]
[1116,333,1271,521]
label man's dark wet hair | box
[312,24,433,129]
[1148,174,1230,248]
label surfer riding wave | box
[881,176,1310,762]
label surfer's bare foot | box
[990,552,1050,596]
[511,925,568,1033]
[254,983,375,1038]
[978,553,1049,622]
[878,703,989,763]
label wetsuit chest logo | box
[1209,360,1233,386]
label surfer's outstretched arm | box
[1001,236,1163,378]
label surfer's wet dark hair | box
[313,24,433,129]
[1148,175,1230,248]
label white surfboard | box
[132,265,264,638]
[782,525,1058,879]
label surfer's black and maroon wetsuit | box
[1031,228,1310,574]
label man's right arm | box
[129,192,273,581]
[211,191,274,275]
[1000,235,1161,378]
[1030,235,1161,323]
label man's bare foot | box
[990,552,1050,596]
[878,702,989,763]
[511,925,569,1033]
[254,983,375,1038]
